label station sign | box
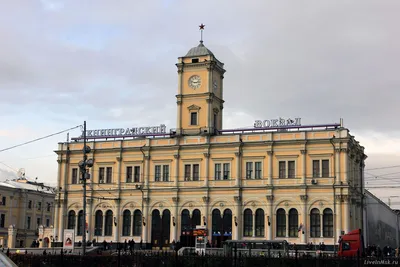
[193,229,208,236]
[254,118,301,128]
[80,124,168,138]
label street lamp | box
[79,121,94,256]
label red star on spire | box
[199,23,205,30]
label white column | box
[320,213,324,238]
[300,195,307,244]
[252,213,256,237]
[286,213,289,238]
[172,197,179,242]
[335,149,340,183]
[174,154,179,187]
[301,150,306,183]
[267,196,273,240]
[143,198,149,244]
[336,195,342,240]
[235,152,241,187]
[204,152,210,187]
[343,196,350,234]
[233,196,241,240]
[144,155,150,187]
[267,151,273,185]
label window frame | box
[190,112,198,126]
[154,164,170,182]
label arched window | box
[222,209,232,236]
[133,210,142,236]
[255,209,265,237]
[77,210,84,236]
[94,210,103,236]
[192,209,201,228]
[276,208,286,237]
[243,209,253,237]
[104,210,113,236]
[211,209,222,235]
[288,209,298,237]
[67,210,76,230]
[181,209,190,233]
[122,210,131,236]
[323,208,333,237]
[310,208,320,238]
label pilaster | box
[204,152,210,187]
[233,196,242,240]
[235,152,241,187]
[300,194,308,244]
[301,150,307,183]
[266,195,274,240]
[174,154,180,187]
[267,151,273,185]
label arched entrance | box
[151,209,171,249]
[211,208,232,247]
[180,209,201,247]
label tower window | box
[190,112,198,126]
[191,58,199,63]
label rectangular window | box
[99,167,105,183]
[162,165,169,181]
[192,164,200,181]
[37,217,41,227]
[255,162,262,179]
[126,166,133,183]
[190,112,198,126]
[27,217,31,230]
[313,160,320,178]
[279,161,286,178]
[246,162,253,179]
[223,163,230,180]
[155,165,161,181]
[310,213,320,238]
[322,160,329,177]
[214,164,221,180]
[37,202,42,211]
[1,197,5,206]
[106,167,112,183]
[288,161,295,178]
[0,214,5,228]
[72,168,78,184]
[47,203,51,212]
[184,165,191,181]
[28,200,32,209]
[134,166,141,182]
[46,219,50,227]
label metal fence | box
[8,251,400,267]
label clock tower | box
[175,29,226,136]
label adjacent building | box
[0,176,55,248]
[54,38,367,248]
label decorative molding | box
[144,156,151,160]
[87,199,93,204]
[143,197,150,204]
[335,195,343,202]
[319,201,324,207]
[284,202,289,207]
[202,196,210,204]
[57,159,62,164]
[172,197,179,204]
[203,153,210,158]
[213,108,219,114]
[300,150,307,155]
[159,203,164,208]
[206,99,213,104]
[234,196,241,203]
[219,202,224,207]
[266,195,274,202]
[174,154,180,159]
[300,195,308,201]
[188,104,201,111]
[116,157,122,162]
[342,195,349,203]
[176,100,182,105]
[220,105,224,110]
[340,148,349,153]
[267,151,273,156]
[335,148,341,153]
[234,152,241,157]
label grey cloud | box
[0,0,399,134]
[0,168,17,181]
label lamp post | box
[135,184,144,249]
[78,121,94,256]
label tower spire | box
[199,23,205,43]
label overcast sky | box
[0,0,399,207]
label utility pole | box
[79,121,94,255]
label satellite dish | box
[17,168,25,179]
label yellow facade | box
[0,178,55,248]
[54,40,366,248]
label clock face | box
[188,75,202,89]
[213,80,218,91]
